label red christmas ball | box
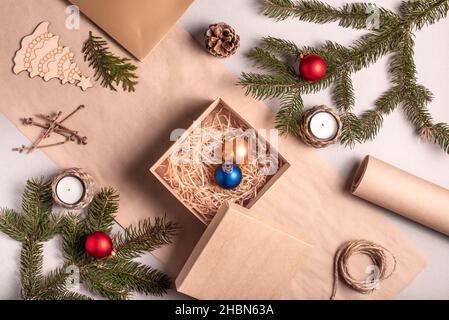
[299,54,327,81]
[85,231,113,259]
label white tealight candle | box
[56,175,85,205]
[308,111,339,141]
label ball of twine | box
[300,105,342,148]
[330,240,397,300]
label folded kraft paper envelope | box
[68,0,195,60]
[0,0,427,299]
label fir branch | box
[333,70,354,113]
[114,217,178,260]
[38,264,70,297]
[39,213,65,242]
[98,260,171,296]
[339,3,400,29]
[263,0,399,29]
[83,31,138,92]
[401,0,449,30]
[46,291,92,300]
[388,30,449,153]
[432,123,449,153]
[20,239,43,299]
[358,110,384,142]
[298,74,336,95]
[81,266,130,300]
[306,29,398,76]
[1,179,176,300]
[241,28,399,103]
[320,41,352,63]
[347,27,401,73]
[375,86,403,115]
[86,188,119,234]
[402,84,434,128]
[36,265,91,300]
[248,47,296,78]
[0,208,25,242]
[340,113,363,148]
[239,72,297,100]
[261,37,301,55]
[240,70,337,101]
[389,31,417,88]
[339,88,401,148]
[61,213,88,262]
[275,91,303,136]
[21,178,53,238]
[238,0,449,153]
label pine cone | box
[205,22,240,58]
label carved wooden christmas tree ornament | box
[13,21,93,91]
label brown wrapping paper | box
[68,0,194,60]
[0,0,427,299]
[352,155,449,236]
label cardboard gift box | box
[150,98,290,225]
[69,0,194,60]
[176,202,313,300]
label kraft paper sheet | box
[0,0,427,299]
[352,155,449,236]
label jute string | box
[330,240,397,300]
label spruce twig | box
[36,265,92,300]
[83,31,138,92]
[433,123,449,153]
[263,0,399,29]
[240,0,449,154]
[0,209,25,242]
[20,240,44,299]
[113,217,178,260]
[86,187,118,234]
[248,47,297,78]
[401,0,449,30]
[0,179,177,300]
[58,189,176,299]
[95,260,172,296]
[275,90,304,136]
[61,213,88,263]
[333,70,354,113]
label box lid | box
[176,202,313,300]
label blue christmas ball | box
[215,164,242,189]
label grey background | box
[0,0,448,299]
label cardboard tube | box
[352,155,449,236]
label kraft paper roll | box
[352,155,449,236]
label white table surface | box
[1,0,448,300]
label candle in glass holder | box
[52,168,95,209]
[301,105,342,148]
